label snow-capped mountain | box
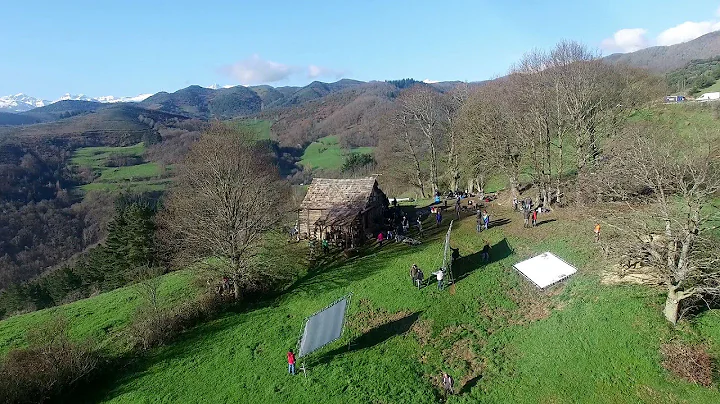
[0,94,50,113]
[0,92,153,113]
[205,84,236,90]
[55,93,153,104]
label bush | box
[104,154,143,167]
[130,292,224,350]
[0,317,100,403]
[660,342,714,387]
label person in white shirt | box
[432,269,445,290]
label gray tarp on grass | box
[298,297,349,358]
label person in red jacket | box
[287,349,296,375]
[531,208,538,227]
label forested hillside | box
[666,56,720,95]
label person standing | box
[416,268,424,289]
[410,264,419,285]
[531,208,538,227]
[416,217,423,235]
[287,349,296,375]
[436,210,442,227]
[481,240,490,262]
[455,197,461,219]
[512,197,518,211]
[442,372,454,396]
[594,223,601,242]
[322,238,329,254]
[433,269,445,290]
[377,231,385,247]
[476,210,483,233]
[523,207,531,228]
[482,210,490,230]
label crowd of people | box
[409,264,446,290]
[513,197,543,228]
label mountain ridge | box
[604,31,720,72]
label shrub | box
[660,342,714,387]
[0,317,100,403]
[104,154,143,167]
[130,292,224,350]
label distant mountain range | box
[604,31,720,72]
[0,92,153,113]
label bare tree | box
[399,86,445,193]
[458,82,524,198]
[376,106,428,197]
[510,51,556,207]
[595,126,720,324]
[441,83,469,192]
[134,265,165,313]
[157,123,291,300]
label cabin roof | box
[300,177,379,210]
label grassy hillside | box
[9,204,711,403]
[70,142,170,192]
[629,103,719,138]
[229,119,272,140]
[699,79,720,94]
[0,270,200,357]
[300,135,374,170]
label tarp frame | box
[296,294,352,358]
[513,252,577,289]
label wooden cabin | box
[298,178,388,247]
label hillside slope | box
[3,207,714,402]
[604,31,720,72]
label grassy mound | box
[300,136,373,170]
[23,205,713,403]
[230,119,272,140]
[0,270,200,358]
[70,143,170,192]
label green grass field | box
[629,103,719,139]
[70,143,170,193]
[300,136,374,171]
[699,79,720,94]
[71,144,147,167]
[3,205,715,402]
[0,270,200,358]
[230,119,272,140]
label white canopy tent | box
[513,252,577,289]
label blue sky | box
[2,0,720,99]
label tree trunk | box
[509,175,518,199]
[556,132,563,204]
[429,142,439,193]
[664,285,681,325]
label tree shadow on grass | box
[313,311,421,366]
[452,238,514,282]
[283,242,430,297]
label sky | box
[2,0,720,100]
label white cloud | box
[656,20,720,46]
[601,5,720,53]
[307,65,345,79]
[220,54,298,85]
[601,28,649,53]
[422,79,439,84]
[220,55,344,84]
